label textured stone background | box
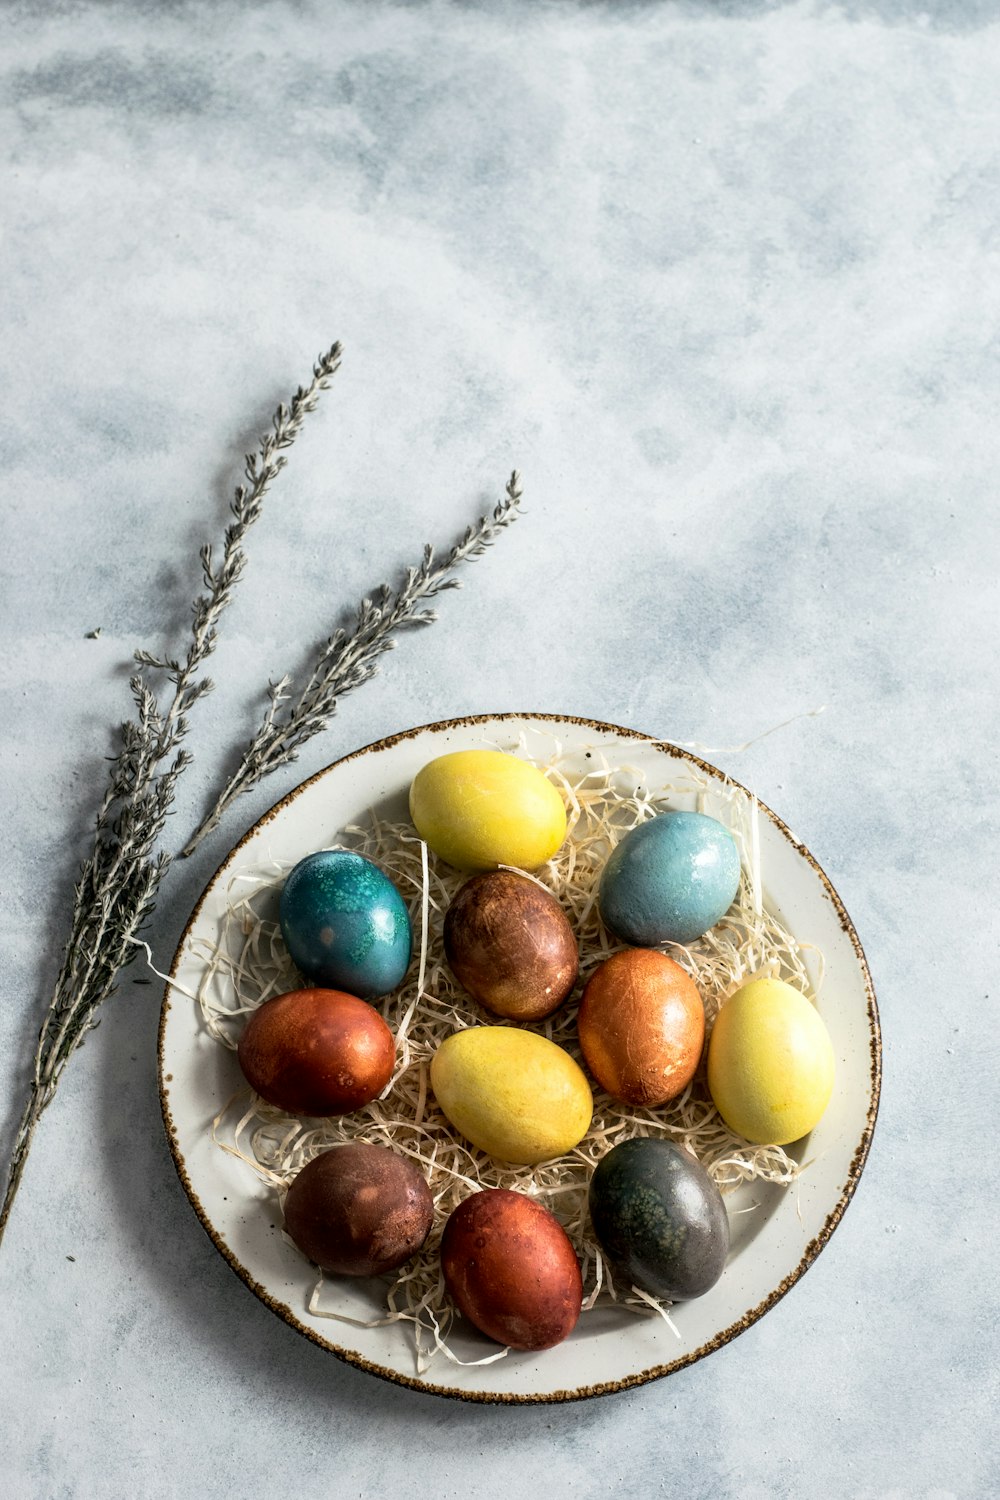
[2,2,997,1496]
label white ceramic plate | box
[159,713,880,1402]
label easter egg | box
[589,1138,730,1301]
[279,850,412,999]
[444,870,579,1021]
[707,976,835,1145]
[599,810,741,946]
[283,1143,434,1277]
[430,1027,593,1165]
[577,949,704,1106]
[237,987,395,1116]
[441,1189,583,1350]
[409,750,567,871]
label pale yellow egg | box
[707,977,835,1146]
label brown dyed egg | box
[577,949,705,1106]
[237,987,395,1116]
[441,1189,583,1350]
[443,871,579,1021]
[283,1143,434,1276]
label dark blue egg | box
[599,810,741,946]
[279,851,412,1000]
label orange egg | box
[577,949,705,1106]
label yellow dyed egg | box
[707,977,835,1146]
[409,750,567,871]
[430,1027,593,1165]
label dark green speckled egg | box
[589,1138,729,1301]
[279,850,412,1000]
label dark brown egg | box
[283,1143,434,1277]
[443,871,579,1021]
[441,1189,583,1350]
[237,987,394,1116]
[577,949,705,1106]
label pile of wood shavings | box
[193,751,824,1372]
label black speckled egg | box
[588,1138,729,1301]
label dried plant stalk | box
[0,342,343,1247]
[181,471,524,856]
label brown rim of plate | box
[157,711,882,1404]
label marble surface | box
[2,1,998,1495]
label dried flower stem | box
[0,342,343,1247]
[180,471,524,856]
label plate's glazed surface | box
[158,713,881,1403]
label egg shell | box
[444,870,579,1021]
[430,1026,593,1165]
[589,1138,730,1301]
[283,1143,434,1277]
[237,987,395,1116]
[279,850,412,999]
[577,949,705,1106]
[409,750,567,871]
[707,976,835,1145]
[441,1189,583,1350]
[599,810,742,946]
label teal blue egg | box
[598,810,741,946]
[279,851,412,1000]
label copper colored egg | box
[443,871,579,1021]
[283,1143,434,1277]
[237,987,394,1116]
[577,949,705,1106]
[441,1188,583,1350]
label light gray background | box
[2,2,997,1496]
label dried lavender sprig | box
[0,342,343,1247]
[181,470,524,856]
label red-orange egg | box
[283,1144,434,1276]
[441,1189,583,1350]
[237,987,394,1116]
[577,949,705,1106]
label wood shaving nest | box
[193,749,823,1373]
